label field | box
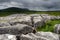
[0,11,60,16]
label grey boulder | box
[0,34,16,40]
[54,24,60,34]
[0,24,33,35]
[20,32,59,40]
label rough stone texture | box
[35,32,59,40]
[40,14,60,20]
[32,15,44,27]
[0,14,45,28]
[0,14,60,35]
[0,14,60,28]
[20,32,59,40]
[0,24,33,35]
[54,24,60,34]
[0,14,60,40]
[0,34,16,40]
[0,32,59,40]
[0,22,11,27]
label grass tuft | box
[36,19,60,32]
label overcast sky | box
[0,0,60,11]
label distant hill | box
[0,7,30,12]
[0,7,60,17]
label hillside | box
[0,7,60,16]
[0,7,29,12]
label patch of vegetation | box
[36,19,60,32]
[0,11,60,16]
[0,7,60,16]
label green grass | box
[35,11,60,16]
[36,19,60,32]
[0,11,60,16]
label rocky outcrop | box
[0,34,16,40]
[0,14,60,27]
[0,14,60,40]
[20,32,59,40]
[0,24,33,35]
[0,22,10,27]
[40,14,60,20]
[0,14,60,28]
[54,24,60,34]
[0,32,59,40]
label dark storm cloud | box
[0,0,60,11]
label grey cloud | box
[0,0,11,3]
[0,0,60,11]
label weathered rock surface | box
[0,24,33,35]
[40,14,60,20]
[0,14,60,28]
[0,32,59,40]
[0,22,10,27]
[0,34,16,40]
[54,24,60,34]
[0,14,60,27]
[0,14,60,40]
[20,32,59,40]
